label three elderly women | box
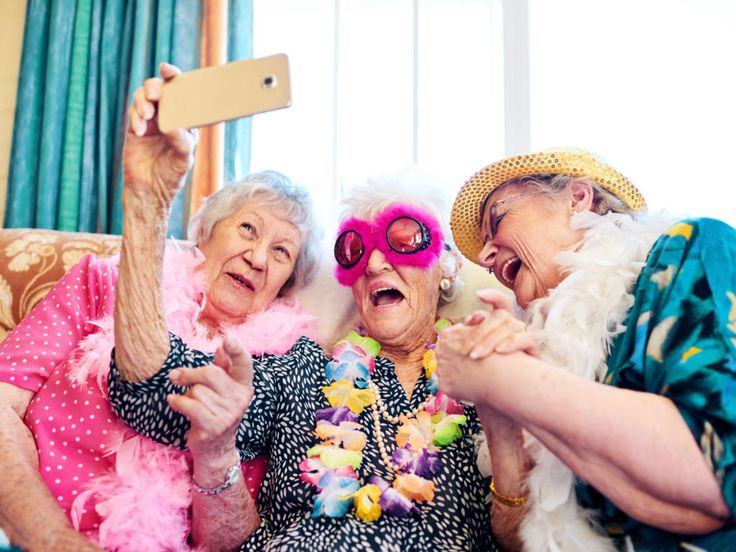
[108,159,502,549]
[0,63,321,551]
[438,150,736,550]
[3,56,732,552]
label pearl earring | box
[440,278,452,291]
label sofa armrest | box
[0,229,122,341]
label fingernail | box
[469,346,486,360]
[169,369,180,383]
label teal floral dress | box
[576,218,736,550]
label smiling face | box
[477,183,588,308]
[351,247,443,352]
[197,203,303,326]
[343,204,445,353]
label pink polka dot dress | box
[0,255,117,536]
[0,253,314,550]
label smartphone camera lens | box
[262,75,277,89]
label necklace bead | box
[368,378,426,474]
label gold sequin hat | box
[450,149,647,265]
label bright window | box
[251,0,736,229]
[251,0,504,231]
[529,0,736,225]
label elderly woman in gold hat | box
[436,150,736,551]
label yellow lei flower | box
[351,483,383,522]
[323,380,375,414]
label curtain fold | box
[190,0,227,217]
[57,0,92,231]
[4,0,252,239]
[224,0,254,186]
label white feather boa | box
[514,211,672,551]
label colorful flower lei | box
[299,319,467,521]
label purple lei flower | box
[315,406,358,425]
[391,445,442,479]
[369,476,421,517]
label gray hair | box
[494,174,635,216]
[188,171,322,295]
[339,167,463,305]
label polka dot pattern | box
[0,255,118,533]
[109,335,497,551]
[0,254,270,542]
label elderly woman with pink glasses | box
[107,170,509,551]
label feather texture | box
[65,246,317,551]
[517,211,672,552]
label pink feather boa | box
[66,247,317,551]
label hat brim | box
[450,150,647,265]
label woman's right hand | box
[456,288,538,360]
[122,62,197,204]
[166,336,254,464]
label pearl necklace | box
[367,379,426,476]
[301,321,467,521]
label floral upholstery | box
[0,229,122,342]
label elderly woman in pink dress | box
[0,63,321,552]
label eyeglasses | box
[334,215,431,269]
[481,191,542,241]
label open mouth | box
[370,287,405,307]
[228,272,255,291]
[496,256,522,289]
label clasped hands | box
[436,289,537,406]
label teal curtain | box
[225,0,253,186]
[5,0,254,238]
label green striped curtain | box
[5,0,254,238]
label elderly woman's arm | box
[172,338,260,550]
[112,64,260,549]
[476,406,530,551]
[114,63,195,383]
[108,336,272,549]
[438,348,731,533]
[0,385,102,551]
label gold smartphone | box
[157,53,291,133]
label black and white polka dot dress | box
[109,334,496,551]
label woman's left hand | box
[167,335,254,462]
[460,308,538,360]
[436,315,535,404]
[436,325,498,404]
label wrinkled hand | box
[122,62,197,204]
[453,288,537,360]
[435,289,535,404]
[435,326,496,404]
[167,335,253,462]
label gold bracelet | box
[489,480,528,508]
